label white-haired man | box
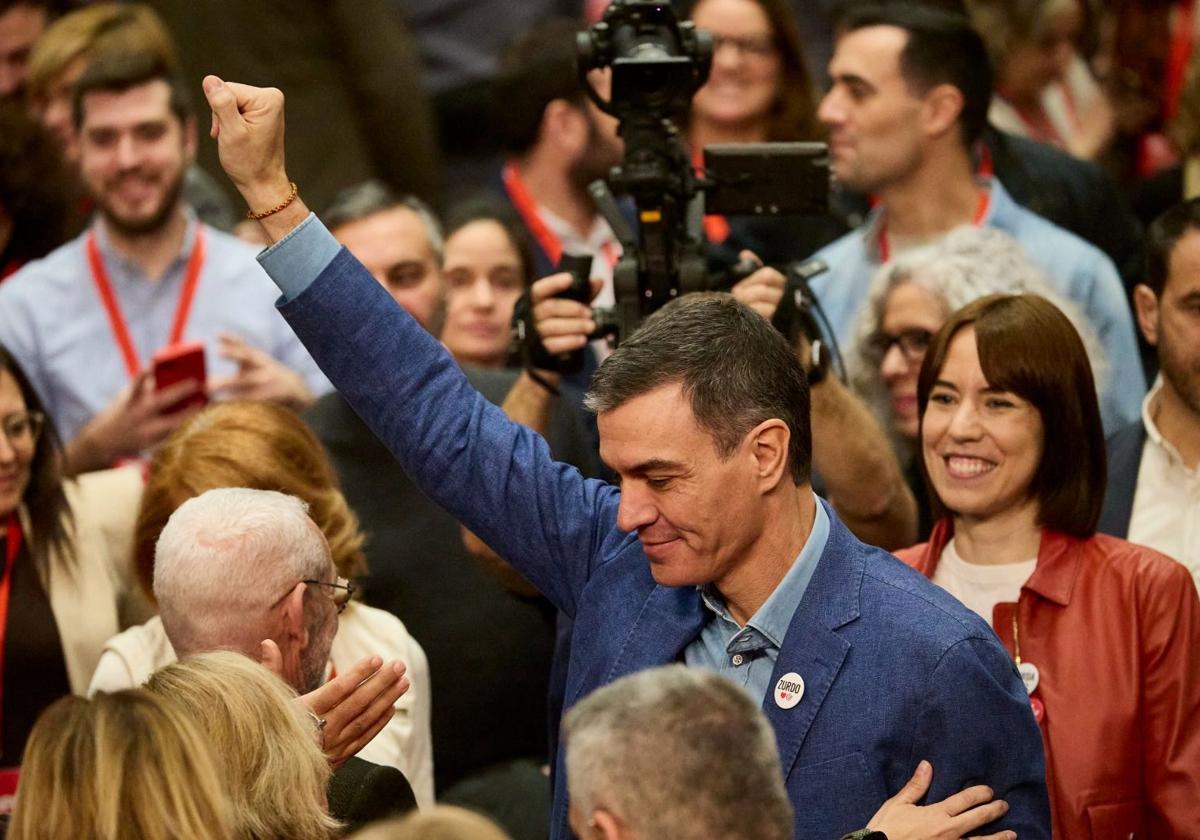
[148,487,416,828]
[153,487,343,693]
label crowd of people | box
[0,0,1197,838]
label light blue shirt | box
[259,212,342,301]
[0,213,332,442]
[684,498,830,701]
[809,178,1145,434]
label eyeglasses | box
[302,576,355,614]
[864,328,933,365]
[709,33,777,59]
[1,411,44,450]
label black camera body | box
[511,0,833,374]
[577,0,714,341]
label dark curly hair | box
[0,103,78,269]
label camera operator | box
[489,20,624,305]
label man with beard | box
[1100,197,1200,591]
[152,487,419,830]
[0,53,328,474]
[489,20,623,309]
[808,4,1143,435]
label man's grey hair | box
[585,293,812,484]
[153,488,331,658]
[848,225,1109,449]
[563,665,793,840]
[321,179,444,263]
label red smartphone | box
[152,341,208,413]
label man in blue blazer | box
[200,75,1049,840]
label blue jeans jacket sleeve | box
[279,248,627,617]
[913,636,1052,837]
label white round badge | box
[1018,661,1040,695]
[774,672,805,709]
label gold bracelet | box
[246,181,299,220]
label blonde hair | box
[9,691,233,840]
[26,3,178,103]
[349,806,512,840]
[145,651,339,840]
[966,0,1079,69]
[134,400,367,599]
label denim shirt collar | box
[698,496,831,649]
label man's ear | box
[747,418,791,493]
[921,83,965,140]
[541,98,588,157]
[280,582,311,647]
[1133,283,1161,347]
[590,808,628,840]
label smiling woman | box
[896,294,1200,838]
[680,0,820,147]
[847,227,1107,538]
[0,344,146,766]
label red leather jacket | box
[897,521,1200,840]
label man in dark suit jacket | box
[1098,199,1200,591]
[329,756,418,834]
[488,19,623,282]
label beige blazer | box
[22,466,147,695]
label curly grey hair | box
[847,225,1109,451]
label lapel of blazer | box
[1099,421,1146,538]
[567,583,706,707]
[762,502,863,777]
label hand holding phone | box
[152,341,208,414]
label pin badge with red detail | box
[774,672,805,709]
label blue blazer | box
[280,248,1050,840]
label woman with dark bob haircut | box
[896,294,1200,837]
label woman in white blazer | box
[0,346,145,765]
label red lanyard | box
[85,226,206,378]
[502,162,620,271]
[0,515,25,738]
[878,188,990,263]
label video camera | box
[511,0,834,374]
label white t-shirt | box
[931,538,1037,628]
